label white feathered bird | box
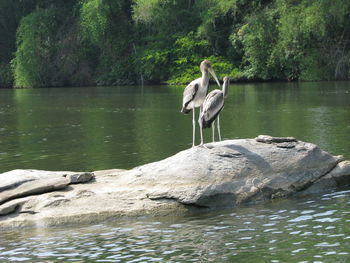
[181,60,220,147]
[199,76,230,144]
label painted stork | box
[199,76,230,144]
[181,60,220,147]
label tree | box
[2,0,350,88]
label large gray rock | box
[0,170,93,205]
[124,135,344,206]
[1,136,350,229]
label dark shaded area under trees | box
[1,0,350,88]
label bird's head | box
[200,60,211,70]
[200,60,220,87]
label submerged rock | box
[1,136,350,229]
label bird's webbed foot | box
[198,143,209,149]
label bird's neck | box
[222,81,229,98]
[201,70,209,89]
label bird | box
[199,76,230,144]
[181,60,221,147]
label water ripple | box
[1,190,350,262]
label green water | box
[1,82,350,173]
[1,82,350,262]
[1,191,350,262]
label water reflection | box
[0,82,350,173]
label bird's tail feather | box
[202,119,213,128]
[180,107,191,114]
[200,111,220,129]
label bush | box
[167,33,239,84]
[12,9,58,87]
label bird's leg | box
[199,106,205,146]
[192,107,196,147]
[217,115,222,141]
[212,121,215,142]
[199,121,205,146]
[198,106,208,148]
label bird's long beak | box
[208,67,221,87]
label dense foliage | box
[1,0,350,87]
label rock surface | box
[0,170,93,205]
[1,136,350,229]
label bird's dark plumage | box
[199,90,224,128]
[181,82,199,114]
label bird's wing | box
[202,90,224,122]
[182,80,199,108]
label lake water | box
[1,82,350,262]
[1,82,350,173]
[1,190,350,262]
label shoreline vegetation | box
[1,0,350,89]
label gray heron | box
[181,60,220,147]
[199,76,230,144]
